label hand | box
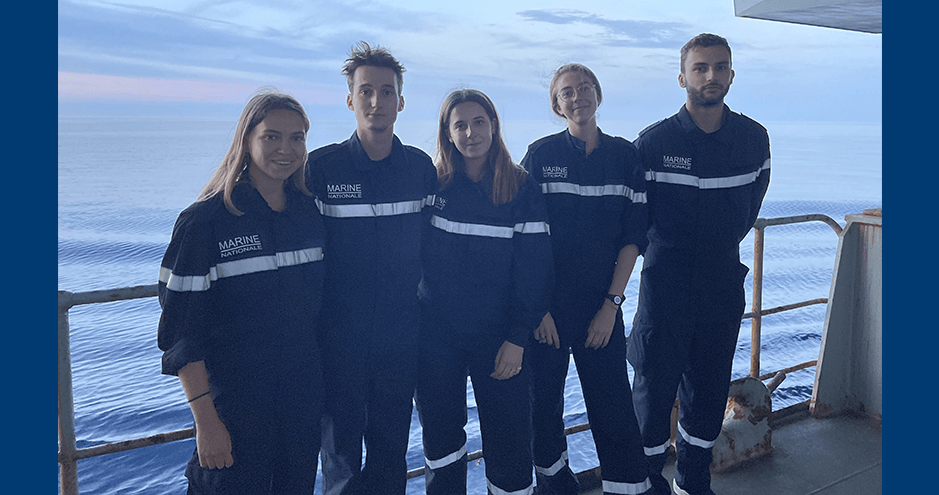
[195,416,234,469]
[534,312,560,349]
[491,341,525,380]
[585,302,616,349]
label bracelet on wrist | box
[188,390,211,403]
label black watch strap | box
[605,293,625,306]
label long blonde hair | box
[434,89,525,205]
[198,88,311,215]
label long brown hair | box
[434,89,525,205]
[198,88,311,215]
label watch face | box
[614,295,623,305]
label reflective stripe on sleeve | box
[541,182,646,204]
[160,247,324,293]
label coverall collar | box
[676,104,736,144]
[347,130,406,171]
[563,127,609,155]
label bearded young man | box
[629,33,771,495]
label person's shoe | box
[671,478,715,495]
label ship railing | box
[57,213,844,494]
[742,213,842,384]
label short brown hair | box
[680,33,732,74]
[341,41,406,94]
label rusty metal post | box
[58,291,79,495]
[750,224,765,378]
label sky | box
[58,0,883,136]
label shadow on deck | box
[573,405,882,495]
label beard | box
[687,83,729,107]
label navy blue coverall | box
[306,131,438,495]
[628,105,770,495]
[415,168,554,495]
[158,183,326,495]
[522,130,653,495]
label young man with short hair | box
[306,41,438,495]
[628,33,771,495]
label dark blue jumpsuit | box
[158,183,326,495]
[522,130,653,495]
[306,131,438,495]
[415,167,554,495]
[629,105,770,495]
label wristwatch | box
[605,293,625,306]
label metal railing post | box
[750,224,765,378]
[58,291,79,495]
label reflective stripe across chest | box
[430,215,550,239]
[160,246,324,292]
[645,158,770,189]
[540,182,646,204]
[315,195,436,218]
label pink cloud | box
[57,72,340,103]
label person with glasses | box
[521,64,654,495]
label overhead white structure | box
[733,0,882,33]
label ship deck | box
[573,405,882,495]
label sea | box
[57,115,882,494]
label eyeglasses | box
[557,83,595,101]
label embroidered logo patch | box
[662,155,692,170]
[434,196,447,210]
[219,234,262,258]
[327,183,363,199]
[542,166,568,179]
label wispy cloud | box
[58,72,347,106]
[517,9,690,48]
[57,0,882,122]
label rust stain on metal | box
[810,400,833,418]
[711,377,774,473]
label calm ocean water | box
[58,116,881,494]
